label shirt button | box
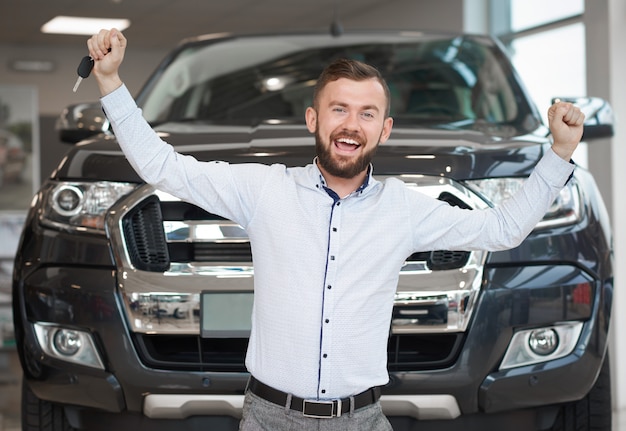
[321,389,326,394]
[323,353,328,358]
[325,319,329,323]
[327,285,332,289]
[330,256,335,260]
[332,227,337,232]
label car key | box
[73,55,95,92]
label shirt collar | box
[311,157,374,198]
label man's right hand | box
[87,28,127,96]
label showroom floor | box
[0,258,19,431]
[0,347,19,431]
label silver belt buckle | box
[302,399,341,418]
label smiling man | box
[307,62,393,198]
[88,28,584,431]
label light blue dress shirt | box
[102,84,575,401]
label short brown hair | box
[313,58,391,117]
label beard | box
[315,129,379,179]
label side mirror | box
[56,102,110,144]
[551,97,614,140]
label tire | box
[550,352,612,431]
[173,308,187,319]
[21,380,76,431]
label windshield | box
[139,33,535,129]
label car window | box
[140,35,528,129]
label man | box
[87,29,584,431]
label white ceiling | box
[2,0,393,50]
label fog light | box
[33,323,104,369]
[499,321,583,370]
[53,329,82,356]
[528,328,559,356]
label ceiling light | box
[41,16,131,36]
[10,60,55,73]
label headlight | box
[465,178,581,230]
[41,181,137,233]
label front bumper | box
[14,257,611,424]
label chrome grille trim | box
[107,176,489,335]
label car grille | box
[122,195,171,272]
[132,333,465,372]
[123,198,470,270]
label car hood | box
[53,123,549,183]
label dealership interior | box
[0,0,625,430]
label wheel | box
[21,380,76,431]
[550,352,612,431]
[173,307,187,319]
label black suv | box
[13,31,614,431]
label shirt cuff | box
[100,84,137,124]
[536,147,576,187]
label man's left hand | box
[547,100,585,161]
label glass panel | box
[511,23,586,122]
[140,35,533,131]
[511,0,584,31]
[510,22,587,166]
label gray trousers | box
[239,391,393,431]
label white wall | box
[585,1,614,216]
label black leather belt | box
[247,376,381,418]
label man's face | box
[306,78,393,179]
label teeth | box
[337,138,359,146]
